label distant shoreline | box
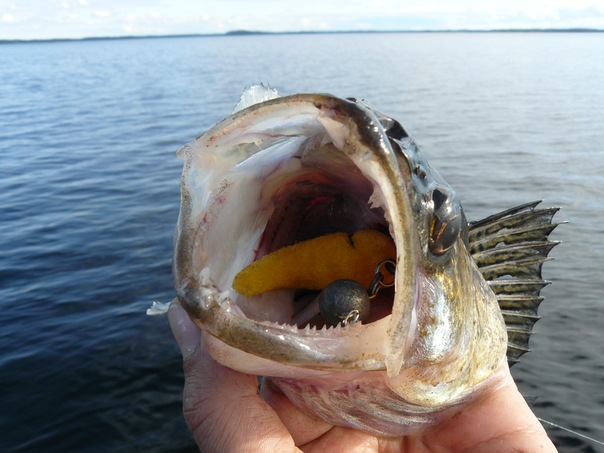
[1,28,602,44]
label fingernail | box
[168,302,201,358]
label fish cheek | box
[386,247,506,406]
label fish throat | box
[232,145,398,329]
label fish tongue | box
[292,293,320,326]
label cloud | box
[0,0,602,40]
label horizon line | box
[2,27,603,44]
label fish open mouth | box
[231,148,397,330]
[175,94,418,372]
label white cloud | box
[0,0,602,40]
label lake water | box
[0,32,603,451]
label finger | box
[168,302,299,453]
[260,380,405,453]
[433,366,556,453]
[260,378,333,446]
[168,300,201,358]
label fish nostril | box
[379,116,409,140]
[432,188,448,211]
[386,119,409,140]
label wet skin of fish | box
[172,86,560,436]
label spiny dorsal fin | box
[468,201,562,366]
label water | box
[0,33,602,451]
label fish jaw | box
[386,246,508,407]
[269,360,509,437]
[174,93,420,373]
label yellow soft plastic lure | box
[232,230,396,296]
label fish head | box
[173,87,508,435]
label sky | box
[1,0,604,41]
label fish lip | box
[174,93,419,374]
[177,270,395,371]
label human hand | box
[168,301,556,452]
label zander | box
[171,86,560,436]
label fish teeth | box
[258,318,364,337]
[199,267,212,285]
[218,290,231,301]
[280,321,297,332]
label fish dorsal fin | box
[233,84,280,113]
[468,201,562,365]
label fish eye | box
[430,214,462,255]
[429,188,463,256]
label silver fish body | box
[173,87,558,436]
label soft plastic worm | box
[232,230,396,296]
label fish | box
[172,85,561,436]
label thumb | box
[168,301,201,358]
[167,300,298,452]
